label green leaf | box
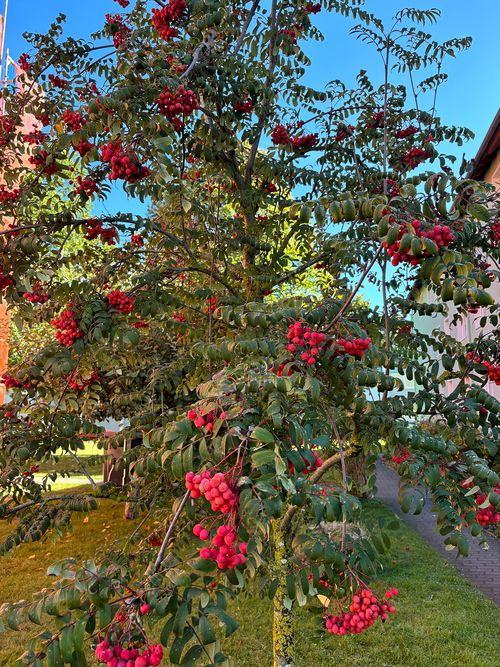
[206,606,239,637]
[251,427,275,443]
[59,625,74,662]
[198,615,216,645]
[73,615,88,654]
[251,449,275,468]
[173,603,190,637]
[170,629,194,665]
[47,639,62,667]
[180,645,203,666]
[160,617,175,646]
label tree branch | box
[273,251,329,287]
[149,490,191,574]
[324,246,382,332]
[281,448,355,533]
[231,0,261,56]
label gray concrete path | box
[376,460,500,605]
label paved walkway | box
[376,460,500,605]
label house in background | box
[413,109,500,400]
[470,109,500,187]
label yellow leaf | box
[317,595,330,608]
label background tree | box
[0,2,499,666]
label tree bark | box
[345,451,369,497]
[272,519,295,667]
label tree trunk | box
[345,451,369,497]
[272,519,295,667]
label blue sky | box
[3,0,498,156]
[2,0,499,302]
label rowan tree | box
[0,2,499,666]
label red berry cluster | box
[48,74,68,88]
[106,290,135,314]
[262,181,278,193]
[483,360,500,386]
[51,305,84,347]
[73,139,93,157]
[27,150,47,168]
[62,109,86,131]
[234,98,254,114]
[422,223,455,247]
[105,14,132,48]
[391,450,409,464]
[187,408,226,432]
[366,112,384,129]
[84,219,118,244]
[22,128,46,145]
[305,3,322,13]
[394,124,418,139]
[334,337,372,358]
[130,234,143,246]
[475,484,500,526]
[402,146,428,169]
[386,178,401,198]
[335,125,355,141]
[325,588,397,636]
[398,323,412,335]
[113,0,130,6]
[272,363,294,377]
[96,639,163,667]
[207,296,219,314]
[100,142,151,183]
[490,221,500,245]
[35,113,50,127]
[384,220,455,266]
[1,373,25,389]
[165,56,187,74]
[279,28,299,44]
[288,450,323,475]
[75,175,99,197]
[21,465,40,476]
[0,269,14,290]
[68,370,99,391]
[0,117,15,146]
[462,480,500,526]
[271,123,292,145]
[18,53,31,72]
[151,0,187,41]
[196,524,247,570]
[28,150,59,176]
[157,85,198,129]
[271,123,318,151]
[132,319,148,329]
[23,283,48,303]
[0,186,20,202]
[185,471,239,514]
[292,133,318,150]
[286,321,326,366]
[148,533,162,547]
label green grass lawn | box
[33,442,107,491]
[0,499,498,667]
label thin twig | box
[67,451,97,490]
[231,0,261,56]
[324,246,382,332]
[150,490,191,574]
